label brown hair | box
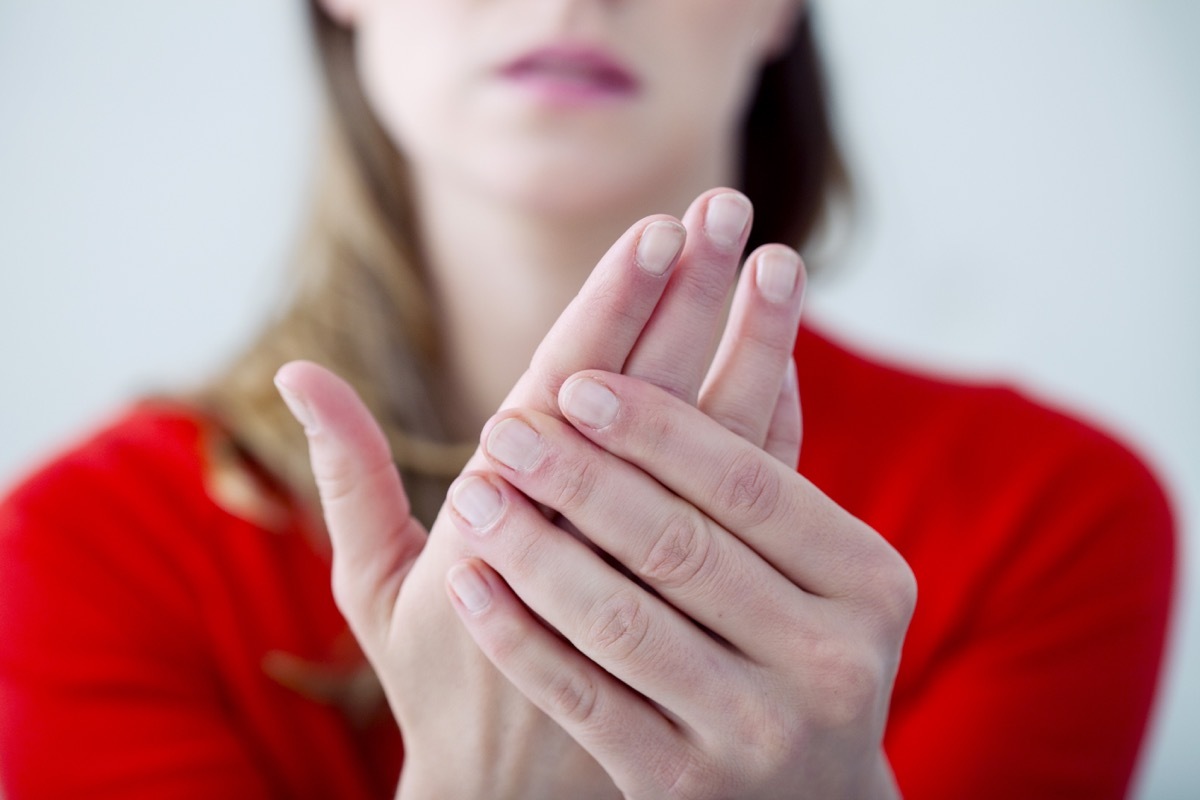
[199,3,849,527]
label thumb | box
[274,360,427,645]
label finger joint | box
[641,510,716,593]
[547,453,601,515]
[586,591,653,667]
[714,452,781,528]
[544,668,601,728]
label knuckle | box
[314,452,398,506]
[589,275,632,314]
[484,503,549,578]
[741,705,804,777]
[877,555,918,631]
[661,765,717,800]
[805,639,884,729]
[649,746,722,800]
[547,452,601,513]
[586,591,652,665]
[481,613,527,664]
[496,518,545,579]
[543,668,601,727]
[689,257,738,309]
[717,676,804,773]
[853,541,919,634]
[641,510,715,591]
[714,451,781,526]
[312,461,362,506]
[314,471,357,505]
[634,399,681,449]
[527,352,567,400]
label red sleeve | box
[882,405,1176,798]
[0,439,278,798]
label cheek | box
[355,4,466,161]
[654,5,776,134]
[669,0,788,69]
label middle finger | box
[621,189,754,404]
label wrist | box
[394,753,622,800]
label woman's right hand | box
[276,189,807,798]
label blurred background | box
[1,1,1196,795]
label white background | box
[1,2,1197,796]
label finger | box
[444,558,691,799]
[698,244,806,448]
[455,215,685,483]
[500,215,686,417]
[445,471,747,720]
[559,371,900,601]
[274,360,427,643]
[762,358,802,468]
[478,408,811,656]
[622,189,753,404]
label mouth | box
[498,44,640,103]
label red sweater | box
[0,326,1175,798]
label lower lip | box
[499,71,639,107]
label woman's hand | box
[276,188,827,798]
[447,369,915,799]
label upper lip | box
[499,43,640,91]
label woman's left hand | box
[445,368,916,799]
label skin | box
[277,1,916,797]
[327,0,802,431]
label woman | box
[0,1,1173,798]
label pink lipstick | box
[499,44,640,105]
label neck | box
[415,170,728,438]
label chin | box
[472,143,681,219]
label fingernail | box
[756,249,800,304]
[448,563,491,614]
[452,476,503,530]
[704,192,751,248]
[635,220,685,276]
[561,378,619,429]
[486,417,542,471]
[274,378,317,434]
